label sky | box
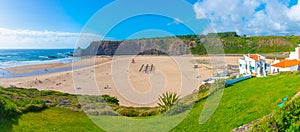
[0,0,299,49]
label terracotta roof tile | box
[271,59,300,68]
[245,54,260,61]
[250,54,258,61]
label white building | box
[271,44,300,73]
[239,54,268,76]
[287,44,300,61]
[271,59,299,72]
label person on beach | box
[35,77,38,84]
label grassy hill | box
[176,33,300,55]
[250,96,300,131]
[0,107,102,132]
[172,72,300,131]
[1,73,300,131]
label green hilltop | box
[175,32,300,55]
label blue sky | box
[0,0,299,49]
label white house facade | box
[271,59,299,73]
[271,44,300,73]
[239,54,268,77]
[287,44,300,60]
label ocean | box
[0,49,76,69]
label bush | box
[40,90,57,96]
[23,104,46,113]
[158,92,179,112]
[138,109,160,117]
[116,107,139,117]
[197,89,209,101]
[86,110,100,116]
[0,96,20,117]
[227,75,237,80]
[115,106,160,117]
[250,97,300,131]
[199,83,211,90]
[279,71,294,75]
[102,95,119,106]
[164,102,191,116]
[293,71,300,75]
[99,111,119,116]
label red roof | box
[271,59,300,68]
[245,54,260,61]
[250,54,259,61]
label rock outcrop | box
[75,38,188,56]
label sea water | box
[0,49,80,78]
[0,49,76,69]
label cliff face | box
[75,38,189,56]
[75,33,300,56]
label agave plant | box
[157,92,179,112]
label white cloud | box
[193,2,206,19]
[0,28,103,49]
[287,3,300,22]
[193,0,300,36]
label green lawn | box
[0,107,103,132]
[172,74,300,131]
[1,74,300,131]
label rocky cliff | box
[75,38,190,56]
[75,33,300,56]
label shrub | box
[158,92,179,112]
[102,95,119,105]
[116,107,139,117]
[99,111,119,116]
[86,110,100,116]
[199,83,211,90]
[0,96,20,117]
[164,102,191,116]
[23,104,46,113]
[227,75,237,80]
[40,90,57,96]
[250,97,300,131]
[138,109,160,117]
[279,71,294,75]
[197,89,209,101]
[293,71,300,75]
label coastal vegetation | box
[187,33,300,55]
[250,96,300,131]
[1,73,300,131]
[76,32,300,56]
[172,72,300,131]
[158,92,179,112]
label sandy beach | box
[0,55,243,107]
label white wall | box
[271,65,298,72]
[290,65,298,71]
[239,54,267,75]
[288,47,300,60]
[239,59,247,75]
